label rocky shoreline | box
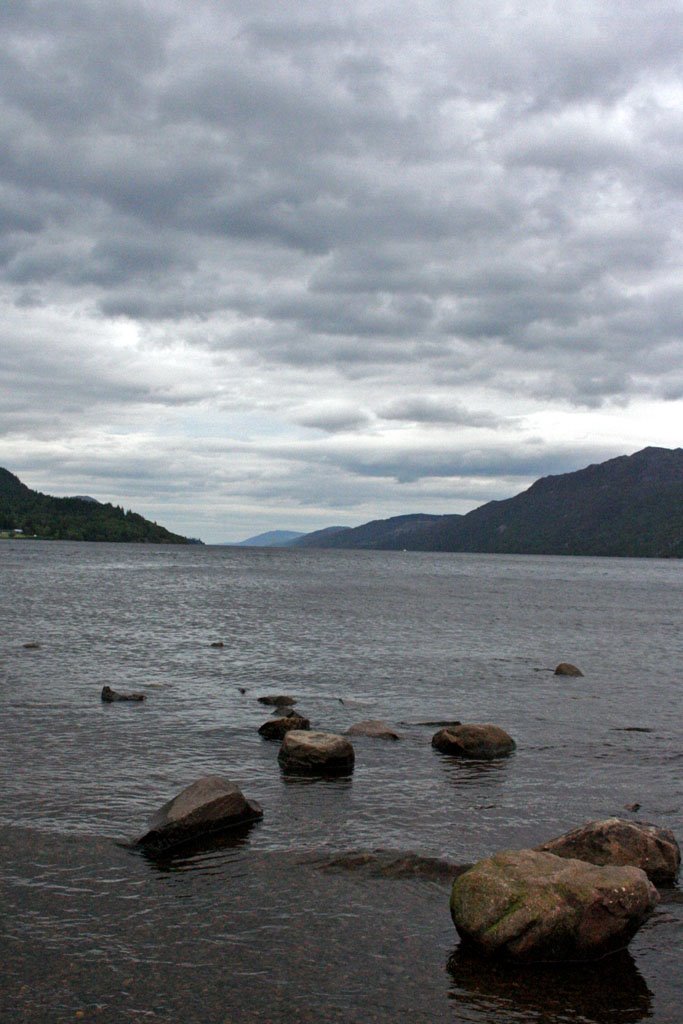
[2,824,682,1024]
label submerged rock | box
[101,685,145,703]
[278,730,355,773]
[314,849,467,882]
[345,720,401,740]
[257,694,297,706]
[209,641,224,648]
[554,662,584,677]
[135,776,263,855]
[432,723,515,759]
[537,817,681,884]
[259,713,311,740]
[22,641,41,649]
[450,848,658,962]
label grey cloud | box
[257,435,625,486]
[294,403,372,433]
[1,0,682,540]
[377,397,504,428]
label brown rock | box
[450,848,658,961]
[345,720,401,740]
[101,685,145,703]
[554,662,584,677]
[537,817,680,884]
[258,713,311,740]
[278,730,355,773]
[432,723,515,759]
[257,694,297,706]
[135,776,263,854]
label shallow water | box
[1,542,681,1021]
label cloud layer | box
[1,0,681,540]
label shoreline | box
[2,824,681,1024]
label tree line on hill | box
[0,468,195,544]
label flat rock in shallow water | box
[314,849,468,882]
[258,713,310,740]
[135,776,263,855]
[257,694,296,706]
[536,817,681,884]
[450,848,658,962]
[432,723,515,759]
[345,720,401,740]
[278,730,355,773]
[101,685,145,702]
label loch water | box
[1,541,681,1023]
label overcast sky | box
[1,0,682,542]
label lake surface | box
[1,541,681,1022]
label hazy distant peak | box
[233,530,305,547]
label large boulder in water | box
[432,723,515,759]
[450,848,658,962]
[537,817,681,884]
[135,776,263,855]
[278,730,355,773]
[258,713,310,740]
[345,720,401,740]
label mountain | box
[287,526,350,547]
[232,530,305,547]
[291,514,448,550]
[0,468,197,544]
[292,448,683,558]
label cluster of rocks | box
[450,817,679,962]
[126,655,681,967]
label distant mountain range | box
[288,447,683,558]
[0,468,197,544]
[292,514,448,550]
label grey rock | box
[432,723,515,759]
[450,848,658,961]
[257,694,297,706]
[537,817,680,884]
[554,662,584,677]
[259,713,311,740]
[278,730,355,773]
[135,776,263,854]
